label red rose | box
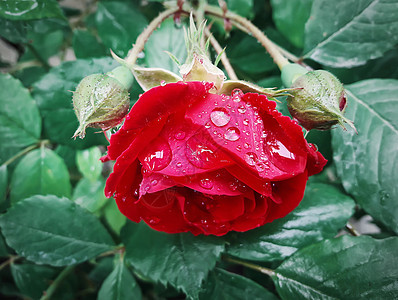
[102,81,326,236]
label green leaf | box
[304,0,398,67]
[20,19,67,62]
[10,147,71,204]
[0,73,41,164]
[0,18,28,43]
[76,146,102,181]
[145,19,186,74]
[104,199,126,235]
[327,46,398,84]
[72,29,107,59]
[229,34,275,75]
[0,195,115,266]
[0,233,9,257]
[122,222,226,299]
[273,236,398,299]
[199,268,278,300]
[332,79,398,233]
[227,183,355,261]
[11,263,57,299]
[72,178,107,213]
[98,256,142,300]
[94,2,148,57]
[32,57,119,149]
[0,165,7,207]
[0,0,65,21]
[271,0,312,48]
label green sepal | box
[132,66,182,91]
[220,80,293,101]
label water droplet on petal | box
[185,135,218,169]
[149,217,160,224]
[236,145,242,151]
[205,122,211,129]
[265,137,299,172]
[238,105,246,114]
[176,162,182,168]
[210,108,230,127]
[160,80,166,86]
[245,152,257,166]
[244,142,250,149]
[151,180,158,186]
[200,178,213,189]
[142,138,172,171]
[224,127,240,141]
[229,181,238,191]
[175,131,186,140]
[243,119,249,126]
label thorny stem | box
[125,7,180,67]
[40,266,75,300]
[204,5,289,70]
[223,255,276,277]
[346,222,361,236]
[205,28,238,80]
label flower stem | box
[222,255,276,277]
[205,28,238,80]
[204,5,289,70]
[125,7,180,67]
[40,266,75,300]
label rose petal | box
[244,93,327,176]
[266,170,308,222]
[105,117,166,197]
[102,81,211,162]
[138,115,233,177]
[186,92,307,180]
[305,143,328,176]
[177,190,231,236]
[139,190,200,234]
[206,194,247,222]
[124,81,211,131]
[173,168,244,196]
[226,164,272,198]
[113,160,142,222]
[139,172,176,197]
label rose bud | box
[179,17,226,92]
[281,63,356,131]
[101,81,327,236]
[72,66,133,139]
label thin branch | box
[0,256,20,271]
[223,255,275,277]
[2,143,39,167]
[125,7,180,67]
[204,28,238,80]
[204,5,289,70]
[40,266,75,300]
